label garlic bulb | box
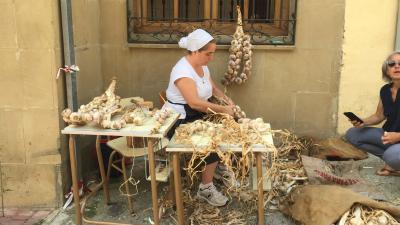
[349,206,364,225]
[69,112,82,122]
[221,6,253,86]
[233,105,246,119]
[377,215,388,225]
[133,117,143,126]
[61,108,72,123]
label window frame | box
[127,0,297,45]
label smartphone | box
[343,112,364,123]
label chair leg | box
[121,156,134,213]
[107,151,118,182]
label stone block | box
[0,49,24,108]
[75,46,103,104]
[262,50,335,93]
[20,49,55,109]
[1,164,61,208]
[72,0,89,47]
[101,46,118,81]
[0,0,17,48]
[86,0,101,44]
[15,0,59,49]
[231,88,295,130]
[133,49,179,88]
[0,110,25,163]
[294,92,334,137]
[115,48,133,97]
[296,0,345,50]
[100,0,125,44]
[22,109,60,164]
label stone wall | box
[0,0,63,208]
[98,0,345,137]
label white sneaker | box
[197,183,228,207]
[214,165,240,188]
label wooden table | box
[166,123,276,225]
[61,107,179,225]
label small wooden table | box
[166,123,276,225]
[61,106,179,225]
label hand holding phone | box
[343,112,364,124]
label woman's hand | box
[223,105,234,116]
[224,96,235,106]
[349,119,364,128]
[382,132,400,145]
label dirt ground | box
[39,153,400,225]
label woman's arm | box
[354,99,385,126]
[209,77,234,105]
[175,77,234,115]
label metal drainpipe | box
[60,0,82,180]
[395,0,400,51]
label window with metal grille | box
[127,0,297,45]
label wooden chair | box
[159,90,166,105]
[106,136,169,213]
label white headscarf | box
[178,29,214,52]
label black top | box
[381,83,400,131]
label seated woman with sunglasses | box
[346,51,400,176]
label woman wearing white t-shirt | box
[164,29,235,206]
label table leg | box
[168,153,176,205]
[69,135,82,225]
[172,152,184,225]
[95,136,110,204]
[256,152,265,225]
[147,138,160,225]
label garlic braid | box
[221,6,253,86]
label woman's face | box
[194,43,216,66]
[387,54,400,81]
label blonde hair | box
[382,51,400,82]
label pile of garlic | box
[61,78,125,129]
[238,118,269,133]
[221,6,253,86]
[337,204,399,225]
[61,79,162,130]
[175,117,270,145]
[176,120,220,139]
[150,108,174,134]
[238,117,271,142]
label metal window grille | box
[127,0,297,45]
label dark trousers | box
[346,127,400,170]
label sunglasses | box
[387,60,400,67]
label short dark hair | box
[382,51,400,82]
[187,39,216,54]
